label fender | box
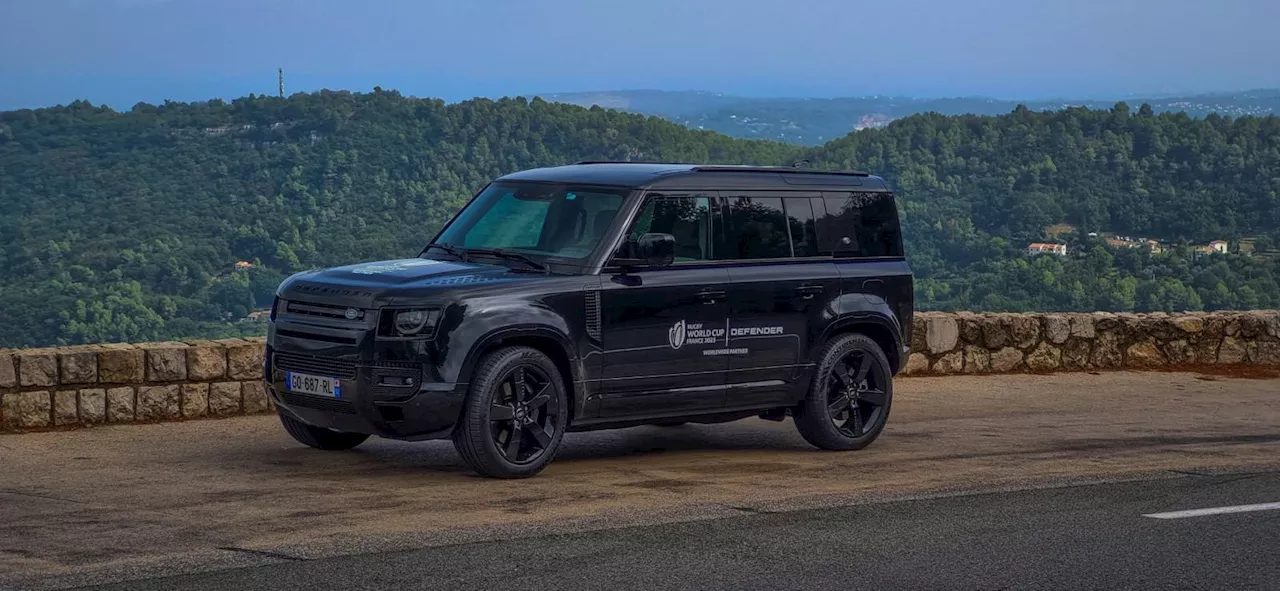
[442,300,583,401]
[817,296,905,373]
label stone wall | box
[0,338,268,432]
[1,311,1278,433]
[904,311,1280,375]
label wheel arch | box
[818,314,904,375]
[459,326,582,424]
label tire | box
[452,347,569,479]
[794,333,893,451]
[278,409,370,451]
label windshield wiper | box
[467,248,549,273]
[425,243,468,262]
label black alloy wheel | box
[794,333,893,451]
[488,364,560,464]
[453,347,568,478]
[825,349,889,438]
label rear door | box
[718,192,841,407]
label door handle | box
[795,285,824,300]
[697,289,725,304]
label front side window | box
[625,194,713,261]
[432,182,627,263]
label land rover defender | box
[266,162,914,478]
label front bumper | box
[267,351,468,441]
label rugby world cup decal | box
[669,319,687,349]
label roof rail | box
[690,165,870,177]
[573,160,688,165]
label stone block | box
[931,350,964,374]
[982,317,1011,349]
[1160,340,1192,366]
[903,353,930,375]
[58,349,98,384]
[0,352,15,388]
[18,350,58,387]
[1,391,51,429]
[242,381,270,414]
[137,385,181,421]
[1062,338,1092,370]
[1190,336,1221,364]
[106,387,135,423]
[956,313,983,345]
[1025,343,1062,372]
[963,346,991,374]
[98,347,144,383]
[209,382,242,416]
[1246,340,1280,365]
[145,343,188,382]
[1011,315,1041,350]
[926,316,959,354]
[1218,337,1247,364]
[54,390,79,425]
[1069,314,1097,339]
[222,340,264,380]
[1043,315,1070,344]
[1126,340,1166,368]
[1239,313,1266,339]
[910,315,927,355]
[990,347,1025,373]
[1091,332,1124,369]
[181,383,209,418]
[1171,316,1205,334]
[79,388,106,424]
[185,341,227,380]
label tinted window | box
[626,195,712,261]
[785,198,820,257]
[818,192,904,258]
[722,196,792,259]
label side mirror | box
[613,233,676,269]
[637,233,676,267]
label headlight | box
[380,308,441,337]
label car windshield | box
[428,182,628,265]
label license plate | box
[285,371,342,398]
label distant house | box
[1208,240,1228,254]
[1145,239,1164,254]
[245,309,271,322]
[1027,243,1067,256]
[234,261,254,270]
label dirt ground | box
[2,371,1278,587]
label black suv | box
[266,163,913,478]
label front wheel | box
[278,409,370,451]
[794,333,893,451]
[452,347,569,479]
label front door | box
[597,193,729,418]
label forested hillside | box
[2,91,1279,348]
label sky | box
[1,0,1278,110]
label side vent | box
[585,290,602,341]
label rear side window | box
[818,192,904,258]
[721,196,791,259]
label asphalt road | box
[2,370,1278,590]
[87,471,1280,591]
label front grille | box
[284,300,364,321]
[278,391,357,415]
[275,353,358,379]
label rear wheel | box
[794,333,892,451]
[452,347,568,479]
[278,409,370,451]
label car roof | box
[496,162,890,192]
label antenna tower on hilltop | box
[278,68,285,98]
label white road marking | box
[1143,502,1280,519]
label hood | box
[279,258,529,306]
